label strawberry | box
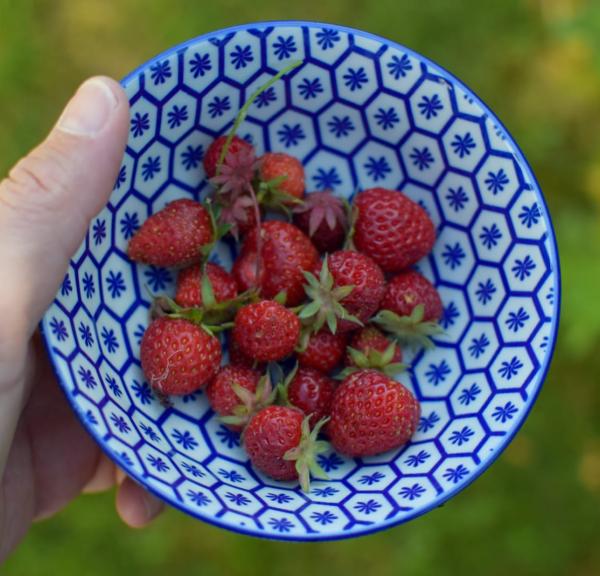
[328,369,420,458]
[243,405,329,490]
[175,262,237,308]
[354,188,436,273]
[128,199,213,268]
[233,300,300,362]
[341,327,405,378]
[259,152,305,206]
[233,221,318,306]
[140,317,221,396]
[373,271,444,350]
[203,135,254,179]
[228,334,263,369]
[293,190,348,253]
[206,365,271,432]
[287,367,336,427]
[301,251,385,334]
[296,330,348,373]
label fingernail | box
[58,78,119,136]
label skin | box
[0,77,164,562]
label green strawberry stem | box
[220,372,278,428]
[372,305,445,350]
[337,342,407,379]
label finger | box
[82,453,117,494]
[116,477,165,528]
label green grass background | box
[2,0,600,574]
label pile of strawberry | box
[127,80,443,491]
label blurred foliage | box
[2,0,600,575]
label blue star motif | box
[410,146,434,170]
[364,156,392,181]
[442,242,466,269]
[328,115,355,138]
[218,468,245,483]
[92,219,106,245]
[141,156,161,181]
[147,454,169,472]
[468,333,490,358]
[105,375,121,397]
[78,366,96,389]
[485,168,510,194]
[268,517,294,533]
[343,67,368,91]
[187,489,211,506]
[311,510,338,525]
[426,360,451,385]
[189,52,212,78]
[316,28,341,49]
[449,426,475,446]
[479,223,502,249]
[404,450,430,467]
[519,203,541,228]
[61,275,73,296]
[139,422,160,442]
[144,266,173,292]
[440,301,459,329]
[255,86,277,108]
[120,452,133,467]
[131,112,150,137]
[278,123,305,147]
[78,322,94,347]
[182,393,198,403]
[317,452,344,472]
[266,492,294,504]
[475,279,497,304]
[110,413,130,434]
[298,77,324,100]
[114,165,126,190]
[225,492,251,506]
[85,410,98,425]
[512,255,536,281]
[499,356,524,380]
[418,94,443,119]
[208,95,231,119]
[312,486,339,498]
[374,107,400,130]
[182,462,204,478]
[443,464,469,484]
[418,411,440,432]
[399,483,426,500]
[134,324,145,344]
[167,104,188,129]
[354,499,381,515]
[172,429,199,450]
[357,471,386,486]
[120,211,140,240]
[50,317,68,341]
[387,53,413,79]
[492,401,518,423]
[230,44,253,69]
[106,270,126,299]
[451,132,476,158]
[458,383,482,405]
[131,380,153,405]
[506,307,529,332]
[101,327,119,354]
[216,425,240,448]
[446,186,469,211]
[150,60,172,85]
[181,144,203,170]
[272,35,297,60]
[313,167,341,190]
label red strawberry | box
[297,330,348,373]
[128,199,213,268]
[244,405,329,490]
[381,270,443,321]
[259,152,305,204]
[287,367,336,427]
[175,263,238,308]
[303,251,385,333]
[328,369,420,458]
[228,334,263,369]
[293,190,348,253]
[206,365,268,432]
[233,300,300,362]
[354,188,436,273]
[203,135,254,179]
[140,317,221,395]
[233,221,318,306]
[345,327,402,366]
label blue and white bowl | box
[41,21,560,541]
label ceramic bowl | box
[41,21,560,541]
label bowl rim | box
[41,19,561,541]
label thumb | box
[0,76,129,337]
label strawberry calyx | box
[297,256,363,334]
[220,372,278,429]
[293,190,348,237]
[337,342,407,379]
[283,415,330,492]
[274,362,300,406]
[256,175,303,214]
[372,304,445,350]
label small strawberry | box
[175,262,237,308]
[296,329,348,373]
[293,190,348,253]
[243,406,329,490]
[328,369,420,458]
[233,221,318,306]
[233,300,300,362]
[300,251,385,334]
[128,199,213,268]
[258,152,305,207]
[140,317,222,396]
[354,188,436,273]
[228,334,263,369]
[286,367,336,427]
[373,270,444,350]
[203,135,254,179]
[206,365,272,432]
[341,327,405,378]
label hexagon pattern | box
[41,23,559,541]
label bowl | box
[41,21,560,541]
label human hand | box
[0,77,164,561]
